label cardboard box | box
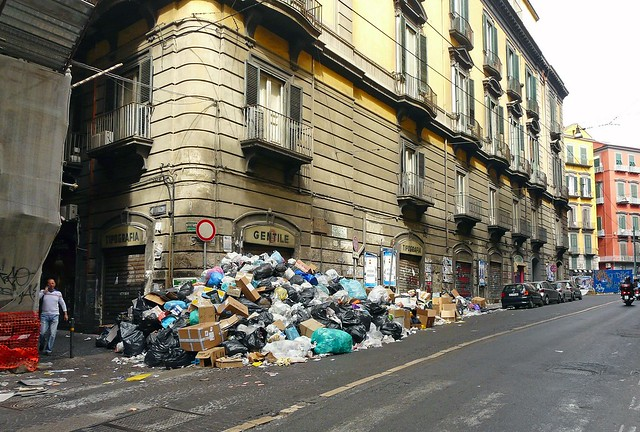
[451,289,461,298]
[440,303,457,312]
[197,302,216,324]
[178,322,224,352]
[386,288,396,303]
[389,308,411,329]
[216,357,244,368]
[218,315,240,331]
[144,292,166,307]
[215,297,249,318]
[433,294,452,306]
[472,297,487,308]
[236,273,261,302]
[431,303,441,316]
[298,318,325,338]
[226,287,242,298]
[295,259,317,274]
[271,319,286,331]
[416,308,437,328]
[440,309,457,321]
[196,346,225,367]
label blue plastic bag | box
[207,271,223,287]
[339,278,367,300]
[311,328,353,354]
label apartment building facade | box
[594,141,640,273]
[49,0,569,330]
[563,124,598,275]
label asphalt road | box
[1,295,638,432]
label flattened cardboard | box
[144,292,166,307]
[216,357,244,368]
[215,297,249,318]
[218,315,240,331]
[272,320,286,331]
[298,318,325,338]
[451,289,461,298]
[178,322,224,352]
[196,346,225,367]
[295,259,317,274]
[226,287,242,298]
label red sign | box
[196,219,216,242]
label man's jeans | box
[39,313,59,353]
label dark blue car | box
[501,283,544,309]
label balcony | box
[615,162,629,172]
[629,164,640,174]
[449,12,473,50]
[485,135,510,172]
[531,226,548,249]
[488,208,511,241]
[528,169,547,193]
[594,166,604,173]
[512,219,531,246]
[584,246,596,255]
[394,72,438,119]
[63,132,86,169]
[597,229,605,237]
[550,121,562,139]
[241,105,313,183]
[242,0,322,64]
[397,173,435,217]
[568,245,579,255]
[483,49,502,79]
[630,196,640,205]
[582,221,594,231]
[617,228,633,237]
[506,76,522,101]
[553,185,570,209]
[454,194,483,234]
[510,154,531,183]
[568,219,578,230]
[525,98,539,119]
[556,235,569,254]
[600,255,636,263]
[581,190,593,199]
[568,188,580,198]
[452,113,483,154]
[617,196,630,204]
[87,102,153,168]
[565,155,592,167]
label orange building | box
[594,142,640,273]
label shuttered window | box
[245,61,302,121]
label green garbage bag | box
[189,309,199,325]
[311,328,353,354]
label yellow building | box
[563,124,599,274]
[51,0,569,328]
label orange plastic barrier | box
[0,311,39,372]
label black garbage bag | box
[254,276,279,289]
[245,327,268,352]
[131,294,150,325]
[298,287,315,306]
[238,297,264,313]
[337,307,361,326]
[291,308,312,325]
[163,349,196,369]
[222,339,249,356]
[274,263,288,275]
[344,324,368,344]
[144,327,180,367]
[288,275,305,285]
[327,282,343,295]
[363,301,387,318]
[248,311,274,326]
[380,321,403,340]
[118,321,145,357]
[95,326,120,349]
[372,313,389,329]
[176,281,194,301]
[285,287,301,305]
[252,263,274,280]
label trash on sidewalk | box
[92,250,496,370]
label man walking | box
[39,278,68,355]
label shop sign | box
[244,225,295,247]
[382,248,397,287]
[364,252,378,287]
[399,240,423,256]
[186,222,197,233]
[102,225,146,248]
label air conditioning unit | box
[90,130,114,149]
[60,204,78,221]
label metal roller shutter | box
[103,247,146,324]
[397,254,421,292]
[454,261,472,297]
[488,261,502,302]
[242,244,294,261]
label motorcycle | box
[620,281,635,306]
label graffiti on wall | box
[0,264,37,309]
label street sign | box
[196,219,216,242]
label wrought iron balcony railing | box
[449,11,473,49]
[455,113,483,142]
[88,102,152,150]
[394,72,438,113]
[243,105,313,157]
[455,194,483,220]
[398,172,434,203]
[507,76,521,100]
[483,49,502,78]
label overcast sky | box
[529,1,640,146]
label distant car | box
[501,283,544,309]
[529,280,561,305]
[551,280,574,302]
[555,280,582,300]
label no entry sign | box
[196,219,216,242]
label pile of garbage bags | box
[95,251,464,369]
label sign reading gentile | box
[102,225,146,248]
[244,225,295,247]
[399,240,423,256]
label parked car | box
[554,280,582,300]
[551,280,573,302]
[529,280,561,305]
[501,283,544,309]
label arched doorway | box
[453,245,473,297]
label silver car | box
[552,280,574,302]
[555,280,582,300]
[530,280,561,305]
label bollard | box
[69,317,75,358]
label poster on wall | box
[364,252,378,287]
[424,257,433,293]
[478,259,486,287]
[442,257,453,283]
[382,248,397,287]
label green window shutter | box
[400,16,406,74]
[418,34,428,91]
[139,56,152,104]
[289,84,302,122]
[245,62,259,106]
[482,14,487,51]
[492,26,498,53]
[418,152,425,178]
[400,140,407,173]
[498,106,505,135]
[468,79,475,122]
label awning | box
[0,0,95,72]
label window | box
[485,95,503,148]
[566,144,574,162]
[632,183,638,199]
[397,16,428,99]
[489,187,497,225]
[620,240,628,257]
[617,181,626,198]
[529,133,539,168]
[618,213,627,230]
[580,176,591,197]
[630,155,636,167]
[594,157,601,168]
[506,44,519,83]
[566,175,578,195]
[112,57,153,109]
[483,14,498,63]
[582,206,591,227]
[595,182,603,199]
[567,205,576,226]
[401,139,425,196]
[570,232,578,250]
[616,153,623,165]
[452,0,470,20]
[584,234,592,253]
[452,66,474,126]
[513,198,520,229]
[525,67,537,103]
[245,61,303,147]
[509,115,524,163]
[552,153,563,189]
[571,256,578,269]
[456,171,467,213]
[597,216,602,231]
[633,215,640,231]
[585,256,592,270]
[580,147,588,165]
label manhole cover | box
[548,363,607,376]
[0,394,66,411]
[617,329,640,338]
[109,407,202,431]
